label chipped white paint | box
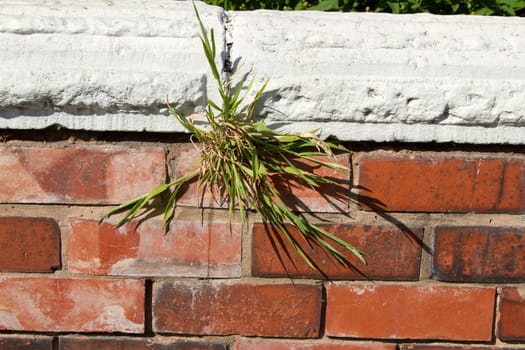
[82,305,141,333]
[109,258,241,278]
[0,310,23,329]
[230,10,525,144]
[347,284,377,296]
[1,0,524,144]
[0,0,223,132]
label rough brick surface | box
[0,216,60,272]
[0,277,144,333]
[153,280,322,337]
[401,346,514,350]
[59,336,227,350]
[67,218,241,277]
[0,336,52,350]
[326,284,495,340]
[0,146,165,204]
[252,223,422,280]
[172,145,350,212]
[433,226,525,282]
[236,340,396,350]
[357,154,524,213]
[497,287,525,341]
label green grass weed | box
[102,4,364,270]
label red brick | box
[252,223,422,280]
[401,346,514,350]
[173,144,350,212]
[236,340,395,350]
[0,336,52,350]
[497,287,525,341]
[0,146,165,204]
[0,277,144,333]
[153,280,322,337]
[326,284,495,340]
[0,216,60,272]
[67,218,241,277]
[433,226,525,282]
[59,336,227,349]
[357,154,524,213]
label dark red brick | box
[0,336,52,350]
[433,226,525,282]
[59,336,227,350]
[0,216,60,272]
[153,280,322,337]
[236,340,396,350]
[326,284,495,340]
[401,346,514,350]
[358,154,524,213]
[0,145,165,204]
[497,287,525,341]
[252,223,422,280]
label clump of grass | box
[102,4,364,269]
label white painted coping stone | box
[1,0,524,144]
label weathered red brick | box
[0,146,165,204]
[326,284,495,340]
[401,346,514,350]
[59,336,227,349]
[497,287,525,341]
[67,218,241,277]
[0,336,52,350]
[433,226,525,282]
[357,154,524,213]
[252,223,422,280]
[172,144,350,212]
[0,216,60,272]
[0,277,144,333]
[153,280,322,337]
[271,154,351,213]
[236,340,396,350]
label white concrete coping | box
[1,0,524,144]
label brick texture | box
[67,218,241,277]
[0,146,165,204]
[1,138,524,348]
[357,154,524,213]
[172,144,351,212]
[0,216,60,272]
[400,346,514,350]
[236,341,396,350]
[497,287,525,341]
[0,277,144,333]
[433,226,525,282]
[59,336,227,350]
[326,284,495,340]
[252,223,422,280]
[0,336,52,350]
[153,280,322,337]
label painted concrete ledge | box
[1,1,524,144]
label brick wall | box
[0,135,524,349]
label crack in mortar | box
[222,10,234,78]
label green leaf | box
[308,0,340,10]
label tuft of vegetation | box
[205,0,525,15]
[102,4,364,270]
